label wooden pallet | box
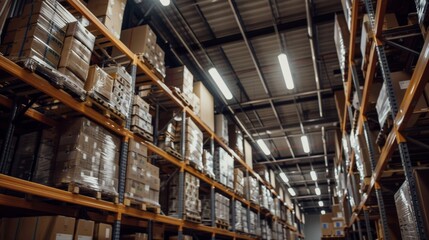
[61,183,119,204]
[124,198,161,214]
[184,213,202,223]
[171,88,192,107]
[215,219,230,230]
[164,147,182,159]
[137,55,165,81]
[85,98,126,127]
[185,159,204,172]
[131,125,154,142]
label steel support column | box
[0,98,18,173]
[364,208,373,240]
[178,170,185,219]
[357,220,363,240]
[113,220,121,240]
[148,220,153,240]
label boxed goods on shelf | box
[131,95,153,140]
[244,139,253,169]
[165,66,194,103]
[245,176,259,204]
[347,173,361,209]
[201,193,229,227]
[32,128,59,186]
[182,118,203,170]
[334,13,350,82]
[261,219,272,240]
[320,213,334,236]
[253,164,270,184]
[260,185,273,210]
[191,93,200,117]
[169,236,192,240]
[395,180,420,239]
[415,0,429,25]
[193,81,214,130]
[234,168,244,196]
[241,206,249,233]
[249,211,260,235]
[87,0,126,39]
[9,131,39,180]
[85,65,114,102]
[215,114,228,144]
[103,66,133,118]
[340,0,352,30]
[214,147,234,188]
[54,117,120,196]
[75,219,95,240]
[376,71,428,129]
[233,201,244,232]
[202,150,215,179]
[94,223,112,240]
[228,124,244,156]
[414,168,429,237]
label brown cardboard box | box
[85,65,114,101]
[10,36,61,68]
[94,223,112,240]
[14,22,64,54]
[22,1,76,24]
[113,25,156,56]
[333,228,345,236]
[87,0,126,38]
[244,139,253,169]
[16,217,38,240]
[74,219,94,240]
[321,222,333,236]
[66,21,95,51]
[0,218,19,240]
[153,223,164,240]
[59,36,91,81]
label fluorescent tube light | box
[208,67,233,100]
[318,201,324,207]
[257,139,270,155]
[279,172,289,183]
[159,0,170,6]
[278,53,294,90]
[301,135,310,153]
[310,170,317,181]
[288,188,296,197]
[321,210,326,215]
[315,187,321,196]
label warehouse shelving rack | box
[337,0,429,239]
[0,0,303,239]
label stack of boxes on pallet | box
[201,193,229,227]
[202,150,215,179]
[260,185,273,211]
[215,114,229,144]
[87,0,126,39]
[214,148,234,189]
[233,201,244,232]
[165,66,194,105]
[125,139,160,206]
[113,25,166,77]
[241,205,249,233]
[234,168,244,197]
[54,117,120,197]
[261,219,272,240]
[9,132,40,180]
[320,205,345,237]
[182,118,204,171]
[228,124,244,157]
[0,216,112,240]
[131,95,153,140]
[333,13,350,83]
[245,176,260,204]
[103,66,133,118]
[193,81,215,131]
[166,172,201,221]
[249,211,261,236]
[32,128,58,186]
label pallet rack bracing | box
[0,0,303,239]
[337,0,429,238]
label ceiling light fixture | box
[288,187,296,197]
[159,0,170,6]
[315,187,321,196]
[318,201,324,207]
[321,210,326,215]
[208,67,233,100]
[279,172,289,183]
[257,139,271,155]
[301,135,310,153]
[278,53,294,90]
[310,170,317,181]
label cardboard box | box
[66,21,95,51]
[10,36,61,68]
[87,0,126,38]
[15,217,37,240]
[59,36,91,81]
[0,218,19,240]
[14,21,64,54]
[35,216,75,240]
[215,114,228,144]
[94,223,112,240]
[85,65,114,101]
[113,25,156,56]
[74,219,94,240]
[333,228,345,236]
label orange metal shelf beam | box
[0,95,58,127]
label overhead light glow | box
[279,172,289,183]
[315,187,321,196]
[159,0,170,6]
[318,201,324,207]
[310,170,317,181]
[278,53,294,90]
[257,139,271,155]
[321,210,326,215]
[288,187,296,197]
[301,135,310,153]
[208,67,233,100]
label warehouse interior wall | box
[304,214,321,240]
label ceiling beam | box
[248,118,338,136]
[289,179,335,187]
[256,153,335,165]
[181,12,337,51]
[292,193,330,200]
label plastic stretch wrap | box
[234,201,243,232]
[85,65,114,102]
[395,180,419,240]
[33,128,58,186]
[334,13,349,82]
[166,173,200,217]
[54,117,120,195]
[376,82,391,127]
[245,176,259,204]
[215,193,230,224]
[415,0,429,24]
[249,211,258,235]
[10,132,39,180]
[242,208,249,233]
[234,168,244,196]
[202,150,215,179]
[183,119,203,170]
[214,147,234,188]
[103,66,132,117]
[66,21,95,51]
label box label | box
[56,233,73,240]
[77,236,92,240]
[105,228,111,238]
[399,80,410,90]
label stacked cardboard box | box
[131,95,153,139]
[165,66,194,103]
[395,180,419,239]
[125,139,160,206]
[193,81,214,131]
[87,0,126,39]
[167,172,201,219]
[157,113,181,155]
[214,147,234,189]
[234,168,244,196]
[334,13,350,82]
[260,185,274,213]
[0,215,77,240]
[58,21,95,90]
[332,205,346,237]
[201,193,229,226]
[233,201,243,232]
[320,213,333,236]
[215,114,228,144]
[228,124,244,156]
[249,211,260,235]
[113,25,166,77]
[85,65,114,104]
[54,117,120,196]
[32,128,58,186]
[182,118,203,171]
[340,0,352,30]
[94,223,112,240]
[245,176,259,204]
[261,219,272,240]
[103,66,133,118]
[241,207,249,233]
[10,132,39,180]
[202,150,215,179]
[191,93,200,117]
[253,165,270,183]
